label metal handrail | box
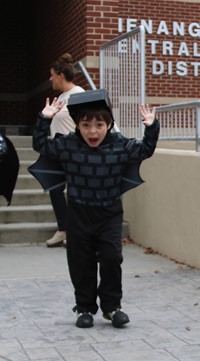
[156,100,200,152]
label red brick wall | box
[85,0,119,54]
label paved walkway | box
[0,243,200,361]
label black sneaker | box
[76,312,94,328]
[103,309,130,328]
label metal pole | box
[77,61,97,90]
[196,104,200,152]
[140,25,145,106]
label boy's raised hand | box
[42,97,66,119]
[139,104,156,126]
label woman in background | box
[46,52,85,247]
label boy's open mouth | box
[89,138,98,144]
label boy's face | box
[77,117,111,147]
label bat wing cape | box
[0,134,19,205]
[28,154,66,192]
[28,155,143,194]
[120,160,144,194]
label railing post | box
[139,25,145,139]
[77,61,97,90]
[196,104,200,152]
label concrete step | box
[0,205,55,223]
[0,222,57,245]
[0,221,129,245]
[15,174,42,189]
[19,160,34,175]
[0,190,51,207]
[9,135,32,148]
[17,148,38,161]
[10,189,51,206]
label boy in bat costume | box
[32,89,159,328]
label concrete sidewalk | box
[0,243,200,361]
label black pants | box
[49,185,67,231]
[66,199,123,314]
